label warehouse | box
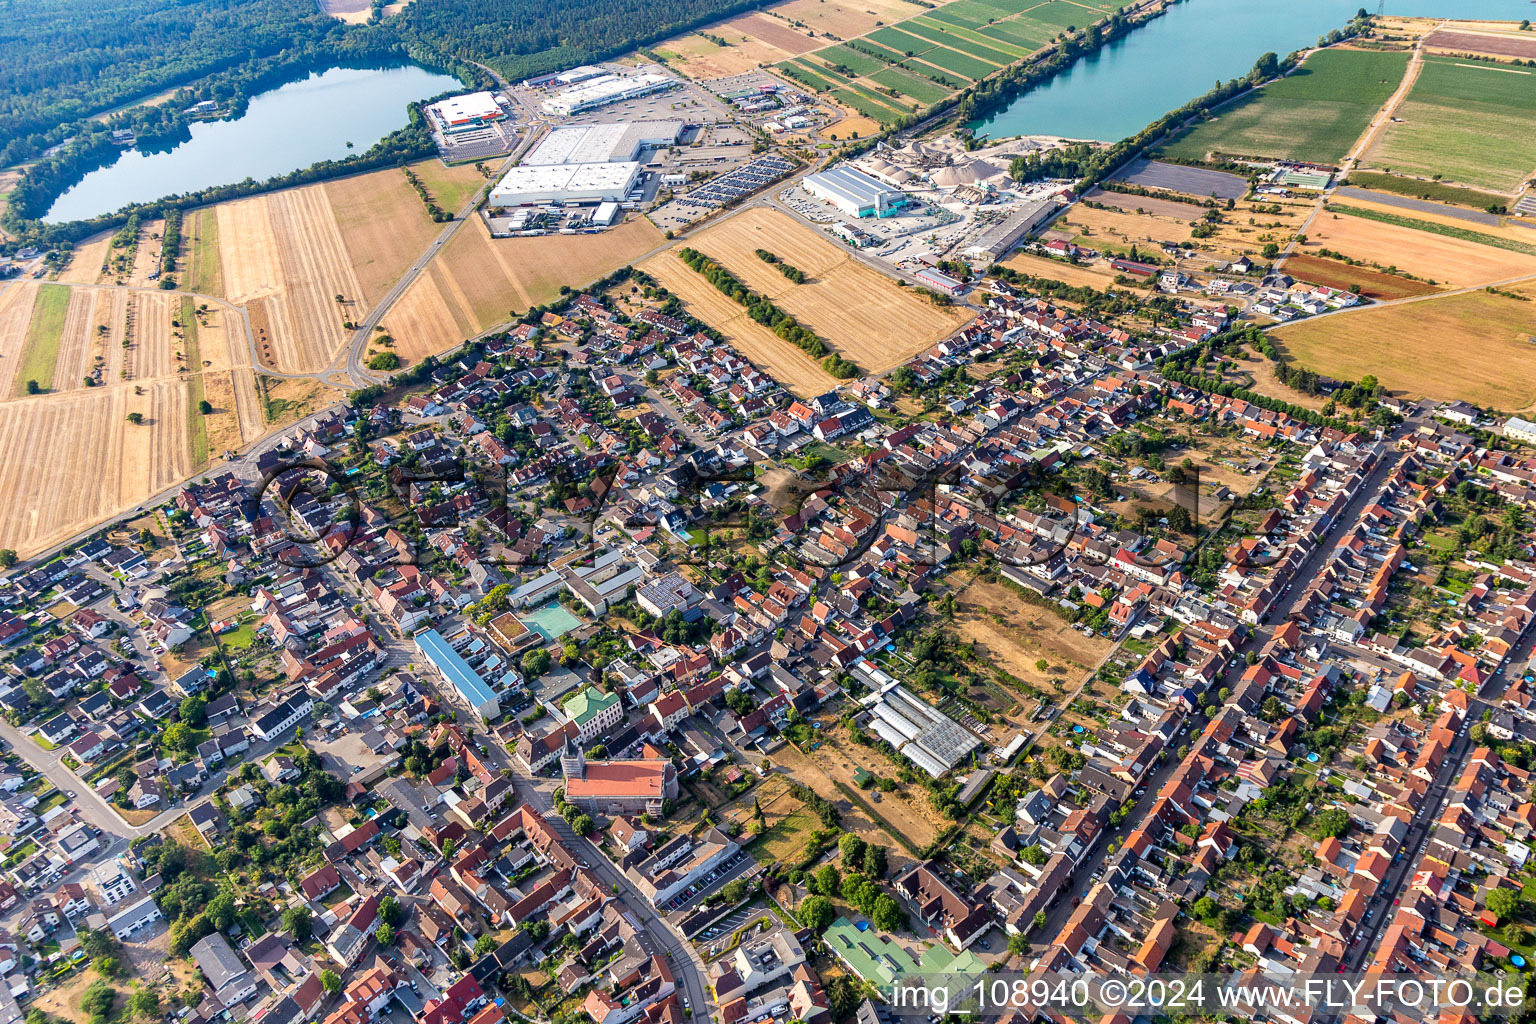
[525,121,683,165]
[915,267,967,296]
[425,92,507,135]
[804,165,906,219]
[541,72,678,116]
[963,196,1061,262]
[489,161,642,207]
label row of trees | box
[676,247,828,359]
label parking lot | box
[662,850,758,917]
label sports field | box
[1160,49,1408,165]
[1365,56,1536,193]
[1272,284,1536,411]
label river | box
[44,65,460,223]
[970,0,1532,142]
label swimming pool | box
[519,602,584,641]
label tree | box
[179,694,207,728]
[126,412,144,425]
[378,896,403,928]
[862,844,886,878]
[1007,933,1029,956]
[282,906,311,943]
[0,550,15,569]
[475,934,497,955]
[1032,910,1047,932]
[720,879,749,905]
[1487,887,1520,921]
[375,923,396,946]
[367,352,402,371]
[571,813,595,836]
[198,400,213,415]
[871,894,902,932]
[521,648,551,678]
[839,834,865,866]
[320,970,343,994]
[79,981,116,1024]
[798,895,834,932]
[163,722,196,755]
[1020,844,1047,866]
[439,837,456,861]
[24,380,39,395]
[206,891,236,930]
[126,988,160,1022]
[814,864,841,898]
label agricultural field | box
[772,0,1132,122]
[1159,49,1409,165]
[1364,56,1536,193]
[388,215,664,364]
[217,185,365,374]
[1300,200,1536,287]
[0,380,194,558]
[1423,26,1536,62]
[1280,254,1440,301]
[322,161,484,304]
[1272,283,1536,412]
[999,251,1122,292]
[643,207,972,384]
[12,283,69,395]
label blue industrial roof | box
[416,629,497,707]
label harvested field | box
[774,0,924,40]
[769,734,937,852]
[1085,187,1208,221]
[1000,251,1121,291]
[1423,28,1536,62]
[652,207,972,376]
[389,216,664,364]
[50,288,99,391]
[1280,254,1441,301]
[0,382,192,557]
[58,235,111,284]
[216,186,364,373]
[0,282,38,398]
[324,164,456,305]
[1272,283,1536,411]
[640,251,838,396]
[1303,201,1536,286]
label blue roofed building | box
[416,628,504,721]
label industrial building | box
[915,267,966,296]
[541,72,678,116]
[854,662,983,777]
[525,121,682,165]
[425,92,507,135]
[963,196,1061,262]
[489,161,642,207]
[803,165,906,219]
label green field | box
[1159,49,1408,165]
[819,44,888,77]
[1366,56,1536,193]
[866,25,940,56]
[14,283,70,395]
[868,66,953,105]
[183,297,209,466]
[1344,171,1508,210]
[778,60,837,91]
[910,16,1030,58]
[845,38,909,64]
[909,44,1002,81]
[899,21,1013,65]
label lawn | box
[1271,283,1536,412]
[14,283,70,395]
[1160,49,1409,165]
[749,804,820,865]
[1367,56,1536,192]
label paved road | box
[1040,417,1421,936]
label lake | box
[44,64,459,223]
[970,0,1532,142]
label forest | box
[0,0,767,240]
